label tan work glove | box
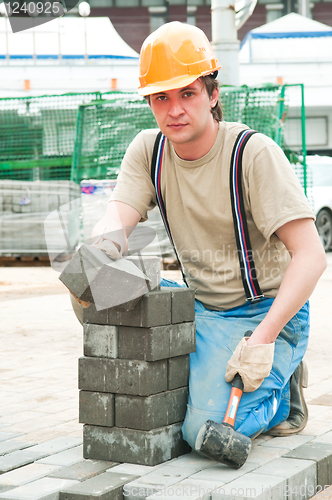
[225,337,275,392]
[91,226,123,260]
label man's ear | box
[210,86,219,108]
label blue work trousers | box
[161,278,310,449]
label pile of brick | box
[76,256,196,467]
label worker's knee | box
[182,404,224,449]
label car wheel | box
[316,208,332,252]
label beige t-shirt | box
[112,121,314,310]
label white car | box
[306,155,332,252]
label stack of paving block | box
[75,255,196,467]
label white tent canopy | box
[239,13,332,63]
[0,17,139,60]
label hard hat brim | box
[137,68,220,97]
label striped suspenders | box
[151,131,188,286]
[150,129,264,302]
[229,130,264,301]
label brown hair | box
[201,73,223,122]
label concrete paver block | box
[168,288,196,324]
[5,440,82,473]
[167,355,189,390]
[59,243,110,304]
[0,478,79,500]
[0,489,13,495]
[88,259,150,312]
[79,391,114,427]
[60,471,137,500]
[126,256,161,292]
[284,442,332,490]
[123,464,194,500]
[37,446,84,467]
[0,434,22,443]
[118,322,195,362]
[108,464,155,476]
[48,460,118,481]
[115,387,188,430]
[147,478,225,500]
[83,290,172,327]
[246,445,290,466]
[166,451,215,472]
[83,423,190,466]
[59,245,157,311]
[0,463,61,488]
[260,434,314,450]
[211,472,286,500]
[0,442,36,457]
[252,457,317,500]
[83,324,118,359]
[191,461,258,483]
[79,357,167,396]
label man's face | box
[148,79,218,158]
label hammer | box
[195,331,253,469]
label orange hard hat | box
[138,21,221,96]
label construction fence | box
[0,85,308,257]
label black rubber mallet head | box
[195,374,251,468]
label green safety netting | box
[0,86,308,189]
[71,96,157,183]
[0,92,133,181]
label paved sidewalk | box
[0,255,331,499]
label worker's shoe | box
[267,360,309,436]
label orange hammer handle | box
[223,373,244,427]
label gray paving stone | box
[83,324,118,358]
[26,438,83,457]
[0,433,21,443]
[260,434,314,450]
[166,451,215,472]
[108,464,155,476]
[312,431,332,445]
[168,355,189,390]
[190,461,258,483]
[284,442,332,489]
[48,459,117,481]
[0,442,35,457]
[0,463,61,488]
[118,323,195,362]
[83,290,172,327]
[59,243,110,304]
[83,423,190,466]
[0,450,51,474]
[79,357,167,396]
[246,445,290,466]
[252,457,317,500]
[37,446,84,467]
[79,391,114,427]
[211,472,286,499]
[88,259,150,312]
[123,464,194,500]
[169,288,196,324]
[147,478,225,499]
[126,256,161,292]
[59,471,137,500]
[115,387,188,430]
[0,489,13,495]
[0,478,79,500]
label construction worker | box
[92,22,326,459]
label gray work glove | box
[225,337,275,392]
